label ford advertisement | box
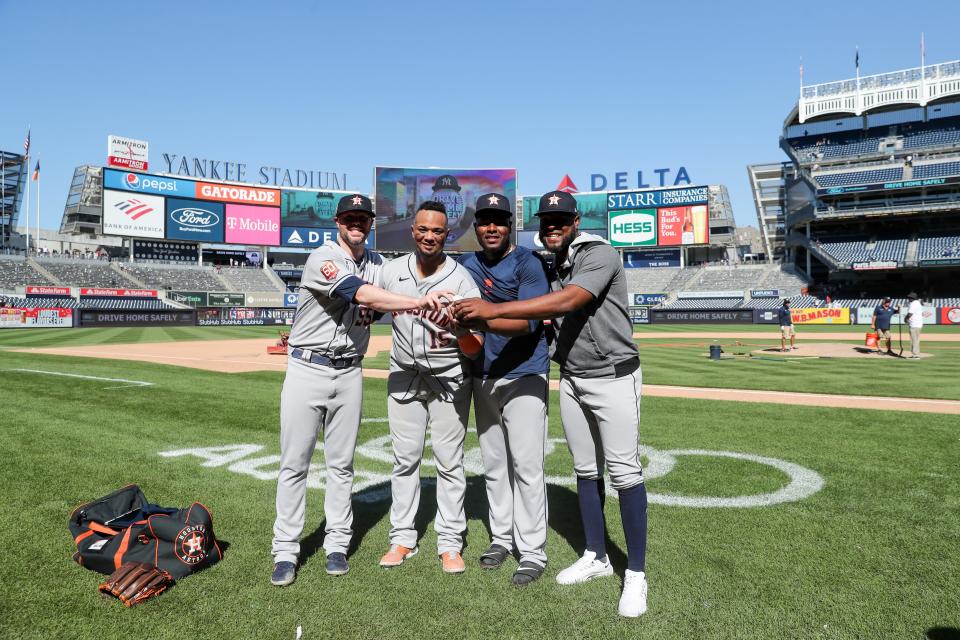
[165,198,225,242]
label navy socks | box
[618,482,648,572]
[576,477,607,561]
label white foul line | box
[6,368,154,389]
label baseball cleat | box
[325,552,349,576]
[440,551,466,574]
[555,550,614,585]
[617,570,648,617]
[271,561,297,586]
[379,544,418,567]
[511,561,545,587]
[479,544,510,570]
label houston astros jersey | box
[381,253,480,400]
[287,240,385,358]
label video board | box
[374,167,517,252]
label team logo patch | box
[174,524,209,565]
[320,260,339,281]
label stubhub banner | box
[103,168,196,197]
[166,198,225,242]
[281,226,375,249]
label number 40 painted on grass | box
[159,436,824,509]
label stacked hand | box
[451,298,497,325]
[416,290,456,311]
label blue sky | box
[3,0,957,231]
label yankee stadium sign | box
[160,153,347,190]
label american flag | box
[32,160,40,181]
[23,130,31,155]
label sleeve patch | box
[320,261,340,281]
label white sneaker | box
[618,570,648,617]
[555,550,614,585]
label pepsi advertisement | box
[374,167,517,253]
[103,168,196,197]
[166,198,225,242]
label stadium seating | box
[815,238,908,264]
[626,265,809,306]
[0,295,78,308]
[747,295,822,309]
[35,257,138,288]
[814,167,903,188]
[0,256,54,290]
[912,161,960,180]
[624,268,686,295]
[79,298,177,309]
[916,234,960,260]
[681,265,807,294]
[660,297,744,310]
[902,127,960,150]
[0,294,177,310]
[792,125,960,162]
[218,267,284,292]
[124,264,224,291]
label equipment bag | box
[69,484,222,580]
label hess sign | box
[107,135,149,171]
[609,209,657,247]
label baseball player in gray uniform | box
[377,200,483,575]
[459,193,551,587]
[272,194,452,586]
[453,190,649,617]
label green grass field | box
[1,327,959,639]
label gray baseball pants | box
[474,374,549,567]
[273,357,363,563]
[559,368,644,490]
[387,381,471,554]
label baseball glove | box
[98,561,174,607]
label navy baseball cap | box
[474,193,512,218]
[432,174,462,192]
[534,190,578,216]
[336,194,374,216]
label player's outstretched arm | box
[352,283,453,313]
[453,285,593,322]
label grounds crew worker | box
[779,299,796,352]
[453,190,649,617]
[904,291,923,359]
[871,297,898,355]
[271,194,452,586]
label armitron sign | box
[107,135,149,171]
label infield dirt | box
[13,334,960,415]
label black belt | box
[290,348,362,369]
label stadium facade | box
[747,162,788,262]
[1,150,28,250]
[779,59,960,299]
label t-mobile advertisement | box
[225,204,281,246]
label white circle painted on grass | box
[646,449,825,508]
[351,436,823,508]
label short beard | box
[545,229,576,256]
[339,229,366,248]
